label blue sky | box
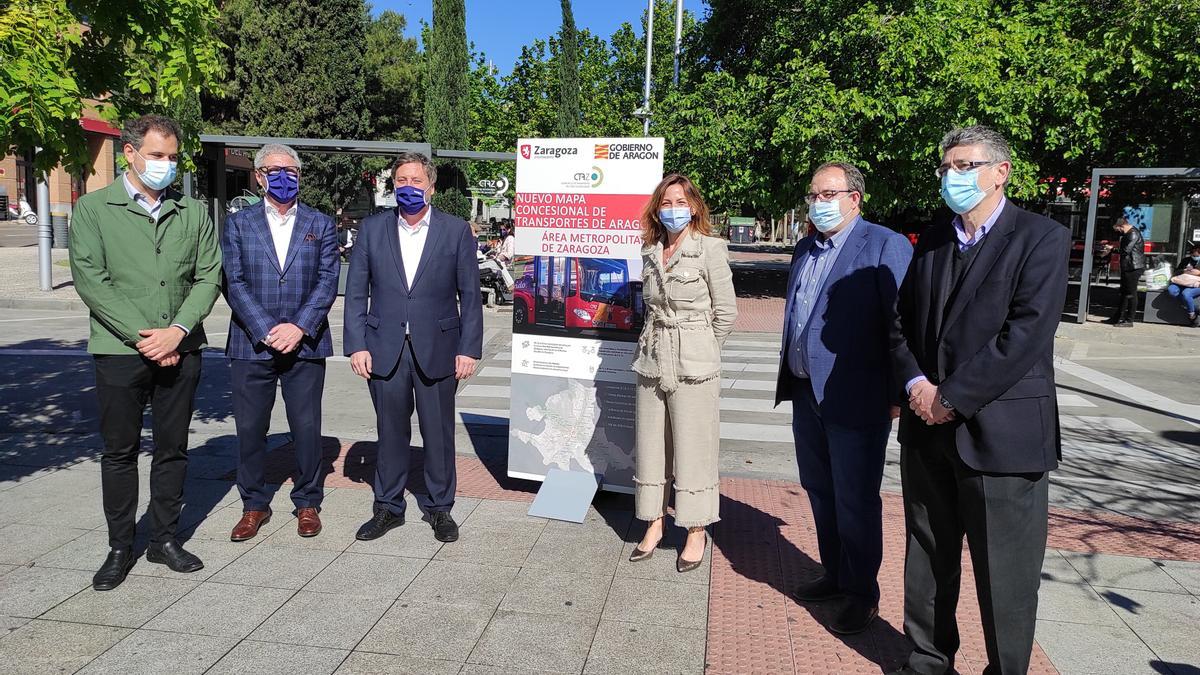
[371,0,676,74]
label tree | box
[0,0,223,173]
[556,0,580,137]
[365,10,423,143]
[424,0,471,219]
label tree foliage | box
[556,0,580,137]
[425,0,471,219]
[0,0,223,173]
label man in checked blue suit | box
[774,162,913,635]
[222,143,340,542]
[344,151,483,544]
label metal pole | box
[642,0,654,136]
[35,149,52,292]
[672,0,683,87]
[182,170,194,199]
[1077,169,1101,324]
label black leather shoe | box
[356,507,404,541]
[429,511,459,543]
[146,540,204,573]
[791,575,842,602]
[92,548,135,591]
[830,597,879,635]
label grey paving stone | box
[0,619,130,675]
[183,496,291,542]
[1035,619,1160,675]
[1157,559,1200,594]
[303,552,427,600]
[250,590,392,650]
[346,521,446,560]
[143,581,294,638]
[0,522,89,565]
[458,666,566,675]
[461,499,547,530]
[499,567,611,623]
[9,490,109,530]
[43,575,197,628]
[129,538,252,581]
[583,620,705,675]
[358,599,491,662]
[601,577,709,630]
[543,507,634,541]
[0,564,17,577]
[260,512,362,552]
[1061,551,1189,593]
[433,522,542,566]
[334,652,461,675]
[76,629,237,675]
[0,614,30,636]
[1098,587,1200,667]
[209,541,338,589]
[32,529,110,572]
[0,565,92,617]
[1041,549,1086,584]
[524,526,625,577]
[207,639,349,675]
[616,537,711,586]
[468,609,595,673]
[1036,579,1124,627]
[400,560,518,609]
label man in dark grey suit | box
[343,151,483,543]
[889,126,1070,675]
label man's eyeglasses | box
[935,160,994,179]
[257,166,300,178]
[804,189,855,205]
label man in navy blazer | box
[344,151,483,543]
[222,143,340,541]
[775,162,912,635]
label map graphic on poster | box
[507,137,664,492]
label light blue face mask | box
[809,198,845,233]
[659,207,692,233]
[135,151,177,191]
[940,166,994,214]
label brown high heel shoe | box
[677,531,707,573]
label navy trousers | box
[368,338,457,516]
[230,356,326,512]
[790,379,890,602]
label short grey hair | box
[120,114,182,151]
[254,143,302,170]
[812,161,866,196]
[391,151,437,184]
[939,125,1012,165]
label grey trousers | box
[634,375,721,528]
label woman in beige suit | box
[630,174,737,572]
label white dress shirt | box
[266,201,298,269]
[398,208,432,288]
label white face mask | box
[134,150,177,190]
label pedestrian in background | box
[1107,213,1145,327]
[69,114,221,590]
[222,143,340,542]
[1166,243,1200,327]
[630,173,737,573]
[775,162,912,634]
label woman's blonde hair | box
[641,173,712,244]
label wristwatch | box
[938,394,956,412]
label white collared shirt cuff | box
[905,375,928,394]
[171,323,190,337]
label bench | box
[1142,289,1192,325]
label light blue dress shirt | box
[786,216,860,378]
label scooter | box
[6,198,38,225]
[477,247,514,304]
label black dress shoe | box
[830,597,879,635]
[146,541,204,573]
[430,511,459,542]
[92,548,136,591]
[356,507,404,541]
[791,575,842,602]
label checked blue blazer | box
[221,202,340,360]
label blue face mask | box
[264,170,299,203]
[940,167,993,215]
[659,207,692,233]
[809,198,845,233]
[395,185,428,215]
[135,151,177,191]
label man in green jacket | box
[69,114,221,591]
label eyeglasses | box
[257,166,300,178]
[804,189,855,205]
[935,160,993,179]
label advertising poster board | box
[506,137,664,491]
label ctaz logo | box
[519,144,532,159]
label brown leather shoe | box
[297,507,322,537]
[231,510,271,542]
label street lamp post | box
[673,0,683,87]
[35,148,51,292]
[639,0,654,136]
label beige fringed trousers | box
[634,374,721,528]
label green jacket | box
[69,178,222,355]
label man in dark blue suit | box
[222,143,340,541]
[775,162,912,634]
[888,126,1069,675]
[344,151,483,543]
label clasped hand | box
[264,323,304,354]
[136,326,184,367]
[908,380,955,425]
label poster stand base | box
[527,468,602,523]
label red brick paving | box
[243,440,1199,674]
[734,296,785,333]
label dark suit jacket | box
[221,203,339,360]
[343,206,483,379]
[890,202,1070,474]
[775,218,913,428]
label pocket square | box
[304,232,317,242]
